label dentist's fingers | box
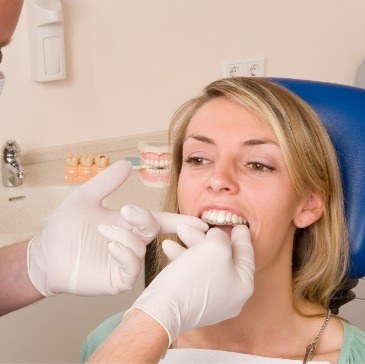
[98,224,146,260]
[120,205,161,242]
[162,240,186,261]
[231,225,254,264]
[79,161,132,202]
[231,225,255,285]
[153,212,209,235]
[176,224,207,247]
[206,227,231,247]
[116,207,209,243]
[108,242,142,291]
[106,211,209,263]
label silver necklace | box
[303,309,332,363]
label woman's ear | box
[293,192,324,228]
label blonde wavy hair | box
[147,77,348,311]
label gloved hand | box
[27,160,208,297]
[128,224,255,346]
[97,206,209,294]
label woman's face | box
[177,97,305,272]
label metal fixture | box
[2,140,25,187]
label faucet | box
[2,140,25,187]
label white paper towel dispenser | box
[26,0,66,82]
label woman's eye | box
[184,156,210,166]
[247,162,274,172]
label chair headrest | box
[271,78,365,278]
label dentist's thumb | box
[162,240,186,261]
[79,160,132,203]
[230,225,255,292]
[162,224,208,260]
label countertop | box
[1,142,166,246]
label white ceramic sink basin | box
[0,174,163,248]
[0,186,76,247]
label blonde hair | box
[147,77,348,311]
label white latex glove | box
[129,224,255,346]
[97,206,209,293]
[27,161,208,297]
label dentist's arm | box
[88,309,168,363]
[0,0,36,316]
[88,225,254,362]
[1,161,134,315]
[0,242,43,316]
[1,161,208,316]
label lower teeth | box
[202,219,245,227]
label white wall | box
[1,0,364,151]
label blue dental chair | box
[272,78,365,312]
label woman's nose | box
[205,161,239,194]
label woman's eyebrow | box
[242,139,279,147]
[183,134,215,144]
[183,135,279,147]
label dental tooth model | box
[64,153,110,183]
[136,141,171,188]
[65,154,80,183]
[93,154,110,175]
[79,154,95,181]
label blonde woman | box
[82,78,365,363]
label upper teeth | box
[142,158,171,167]
[201,209,248,226]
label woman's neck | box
[213,265,302,352]
[175,261,330,359]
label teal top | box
[81,311,365,363]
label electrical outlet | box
[223,61,247,78]
[247,59,265,77]
[223,57,265,78]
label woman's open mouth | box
[201,209,249,228]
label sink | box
[0,173,163,248]
[0,186,76,247]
